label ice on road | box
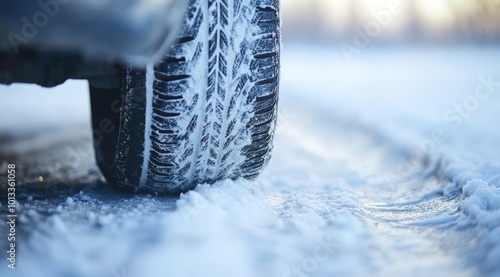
[1,45,500,277]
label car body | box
[0,0,186,88]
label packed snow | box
[1,45,500,277]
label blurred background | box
[282,0,500,44]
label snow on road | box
[1,45,500,277]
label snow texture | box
[0,45,499,277]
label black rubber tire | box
[90,0,280,193]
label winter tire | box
[90,0,281,193]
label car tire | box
[89,0,280,193]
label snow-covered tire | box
[89,0,280,193]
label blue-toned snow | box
[1,45,499,277]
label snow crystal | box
[66,197,75,206]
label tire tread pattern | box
[109,0,280,193]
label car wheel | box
[89,0,280,193]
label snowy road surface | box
[1,45,500,277]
